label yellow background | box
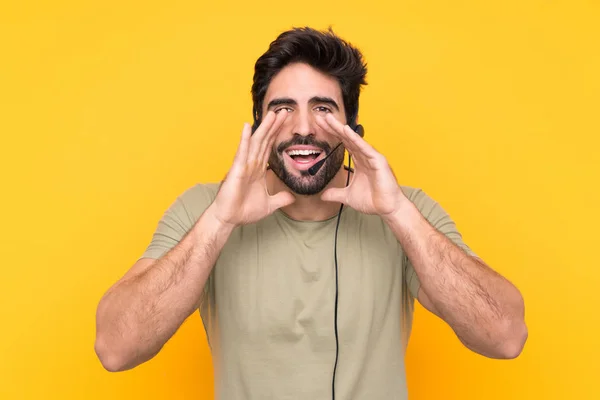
[1,0,598,399]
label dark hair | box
[251,27,367,130]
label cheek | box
[278,116,295,133]
[271,138,287,155]
[272,130,293,150]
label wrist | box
[194,203,237,237]
[380,195,421,231]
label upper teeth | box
[287,149,321,156]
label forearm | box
[383,200,527,358]
[95,204,234,371]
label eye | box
[315,106,332,113]
[275,107,293,114]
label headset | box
[256,118,365,400]
[307,123,364,400]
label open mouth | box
[284,148,324,171]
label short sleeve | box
[402,188,477,299]
[141,183,221,260]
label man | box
[95,27,527,399]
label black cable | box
[332,156,353,400]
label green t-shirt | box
[142,182,475,399]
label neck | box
[266,167,350,221]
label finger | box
[323,115,382,168]
[268,190,296,211]
[315,115,365,166]
[320,187,348,204]
[248,111,277,164]
[327,116,381,158]
[258,110,288,167]
[340,124,368,167]
[321,114,364,155]
[230,122,252,174]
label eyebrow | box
[310,96,340,111]
[266,97,297,110]
[266,96,340,111]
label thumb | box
[269,191,296,211]
[321,187,347,203]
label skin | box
[314,112,528,359]
[264,63,528,359]
[94,62,527,373]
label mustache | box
[276,136,332,154]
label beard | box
[268,135,345,196]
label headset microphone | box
[328,122,363,400]
[307,124,364,176]
[308,142,343,176]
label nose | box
[291,109,316,137]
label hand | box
[211,111,295,227]
[315,113,407,217]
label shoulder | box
[178,182,221,205]
[167,182,222,224]
[399,185,452,225]
[399,184,476,255]
[399,185,436,210]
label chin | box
[271,164,327,196]
[269,149,344,196]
